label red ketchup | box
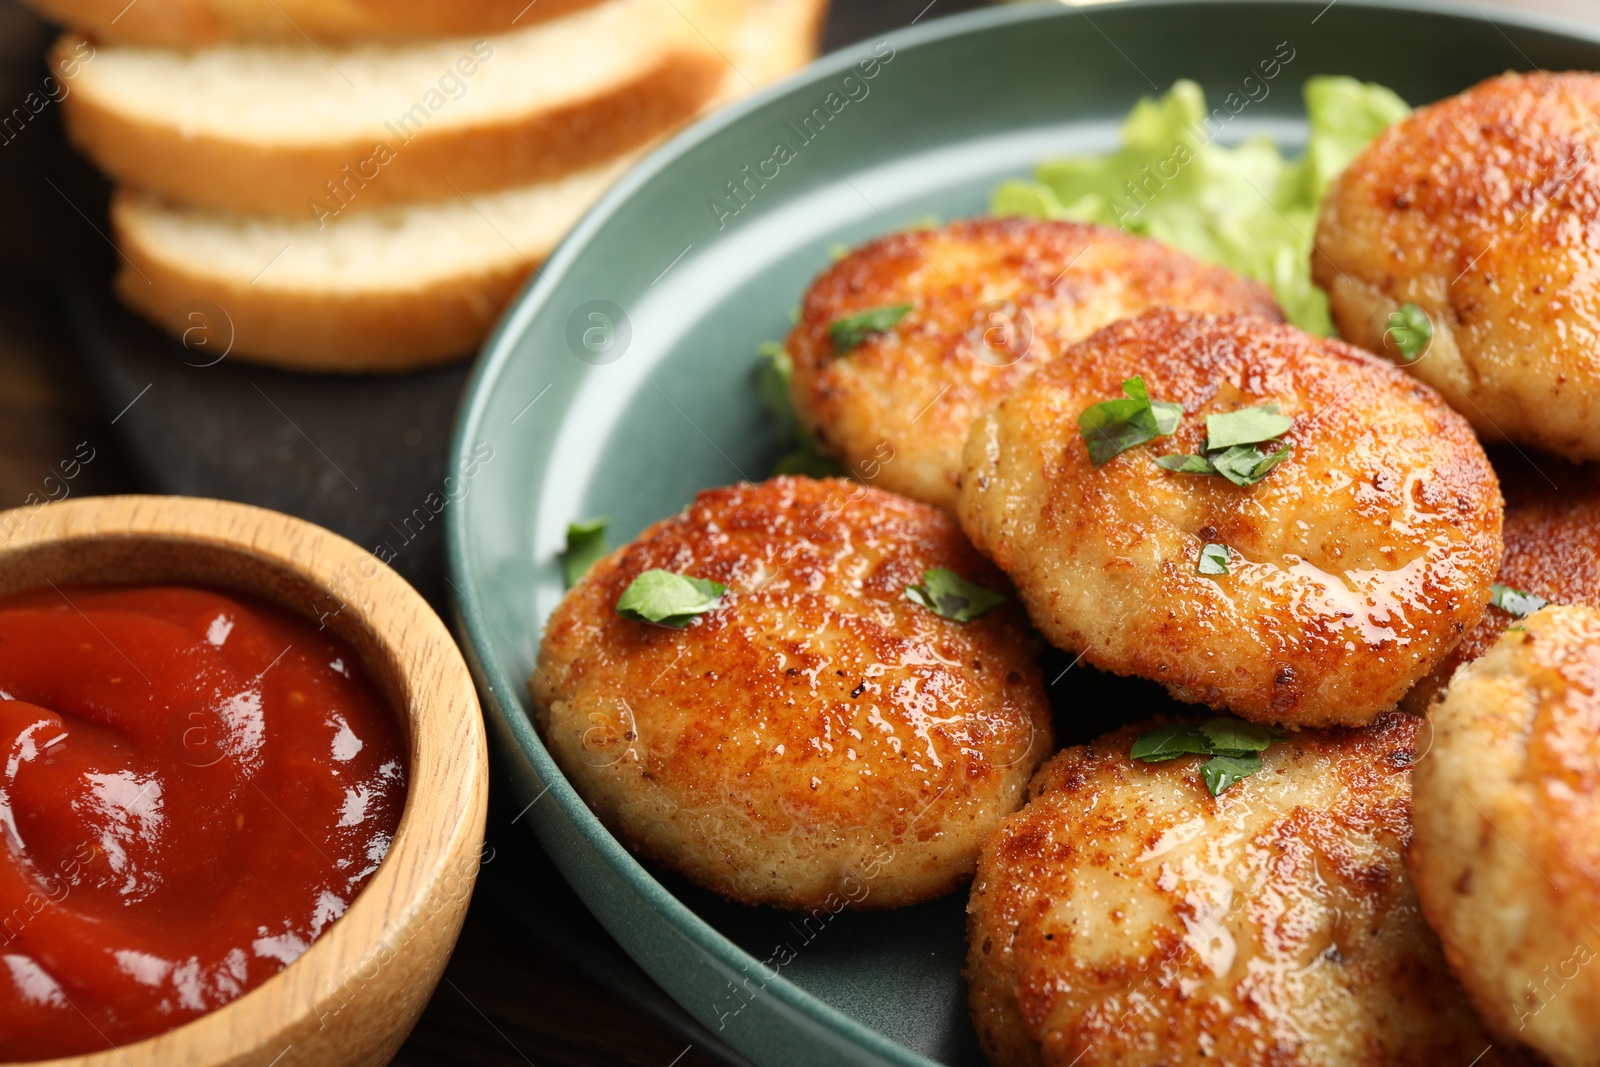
[0,585,406,1060]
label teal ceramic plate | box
[447,3,1600,1064]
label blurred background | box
[0,0,1593,1063]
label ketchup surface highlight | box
[0,584,407,1060]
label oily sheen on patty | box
[957,308,1503,728]
[532,476,1052,910]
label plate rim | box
[445,1,1600,1063]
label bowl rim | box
[445,1,1600,1063]
[1,494,488,1067]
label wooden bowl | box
[0,495,488,1067]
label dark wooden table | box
[6,0,1594,1063]
[0,2,984,1064]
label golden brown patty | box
[1411,605,1600,1067]
[1403,453,1600,712]
[787,217,1282,510]
[1315,71,1600,461]
[531,476,1052,911]
[967,715,1510,1067]
[958,308,1503,728]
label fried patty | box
[1315,71,1600,461]
[531,476,1052,911]
[1403,452,1600,713]
[787,217,1281,510]
[957,308,1503,728]
[1411,604,1600,1067]
[967,715,1510,1067]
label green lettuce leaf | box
[992,76,1410,336]
[1299,75,1412,201]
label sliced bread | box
[58,0,744,217]
[112,157,636,372]
[109,0,830,373]
[23,0,608,46]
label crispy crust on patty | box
[957,308,1503,728]
[1411,604,1600,1067]
[531,476,1053,910]
[967,714,1508,1067]
[788,217,1282,510]
[1315,71,1600,462]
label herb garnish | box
[757,341,843,477]
[1214,443,1293,486]
[1490,583,1548,619]
[1129,723,1213,761]
[1155,447,1291,486]
[1202,755,1263,796]
[1130,716,1280,796]
[616,570,726,628]
[1198,543,1230,576]
[1385,303,1432,363]
[1154,454,1212,474]
[904,568,1006,622]
[1205,406,1294,450]
[829,304,912,353]
[1078,376,1184,467]
[563,519,609,588]
[1156,403,1294,487]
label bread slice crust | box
[23,0,608,46]
[56,26,728,217]
[109,162,628,372]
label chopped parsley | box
[616,570,726,628]
[904,568,1006,622]
[1211,443,1293,486]
[1130,716,1280,796]
[1490,583,1548,619]
[1154,453,1213,475]
[829,304,912,353]
[1128,723,1215,762]
[1385,303,1432,363]
[756,340,791,411]
[1158,445,1292,486]
[1078,376,1183,467]
[1202,755,1263,796]
[1198,542,1230,576]
[1199,717,1277,753]
[1156,403,1294,487]
[757,341,843,477]
[563,518,609,588]
[1205,405,1294,450]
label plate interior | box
[449,3,1600,1063]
